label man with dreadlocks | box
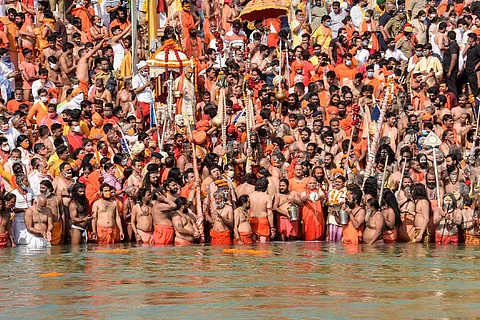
[69,182,93,245]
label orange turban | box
[70,88,84,98]
[327,106,339,115]
[92,112,104,126]
[421,112,433,121]
[192,130,207,145]
[283,135,295,145]
[196,120,210,131]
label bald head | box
[37,194,47,208]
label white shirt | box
[0,125,19,150]
[132,73,153,103]
[112,42,124,71]
[330,9,347,38]
[407,55,420,73]
[12,187,36,245]
[0,60,15,91]
[385,48,408,62]
[28,171,51,196]
[350,5,364,29]
[356,48,370,66]
[31,79,56,104]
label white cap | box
[137,60,148,70]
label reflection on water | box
[1,243,480,319]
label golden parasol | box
[238,0,289,22]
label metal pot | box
[288,205,299,221]
[339,210,349,225]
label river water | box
[0,242,479,319]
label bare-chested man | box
[258,167,279,197]
[397,177,417,241]
[342,186,365,244]
[151,194,177,245]
[206,191,233,245]
[172,197,200,245]
[24,195,53,249]
[433,194,462,244]
[411,183,432,243]
[59,42,77,87]
[273,179,302,241]
[91,184,124,244]
[444,154,465,195]
[69,183,92,245]
[126,159,144,189]
[53,162,74,208]
[131,188,154,244]
[40,180,65,245]
[462,197,480,245]
[76,39,105,96]
[40,35,62,66]
[163,178,180,201]
[249,178,274,243]
[234,195,253,244]
[235,173,256,196]
[363,198,385,245]
[122,186,137,242]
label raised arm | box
[111,24,132,44]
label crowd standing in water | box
[0,0,479,248]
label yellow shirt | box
[311,25,332,51]
[63,120,91,137]
[48,157,77,178]
[413,56,443,81]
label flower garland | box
[243,37,250,60]
[213,30,224,55]
[351,104,361,127]
[156,39,185,74]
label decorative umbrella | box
[238,0,288,22]
[147,39,194,76]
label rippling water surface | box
[1,242,479,319]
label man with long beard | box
[444,154,465,194]
[426,172,444,211]
[205,191,233,245]
[69,183,92,245]
[273,179,302,241]
[91,183,124,244]
[342,186,365,244]
[433,194,463,245]
[131,189,154,244]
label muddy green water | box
[0,242,479,319]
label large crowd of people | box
[0,0,479,249]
